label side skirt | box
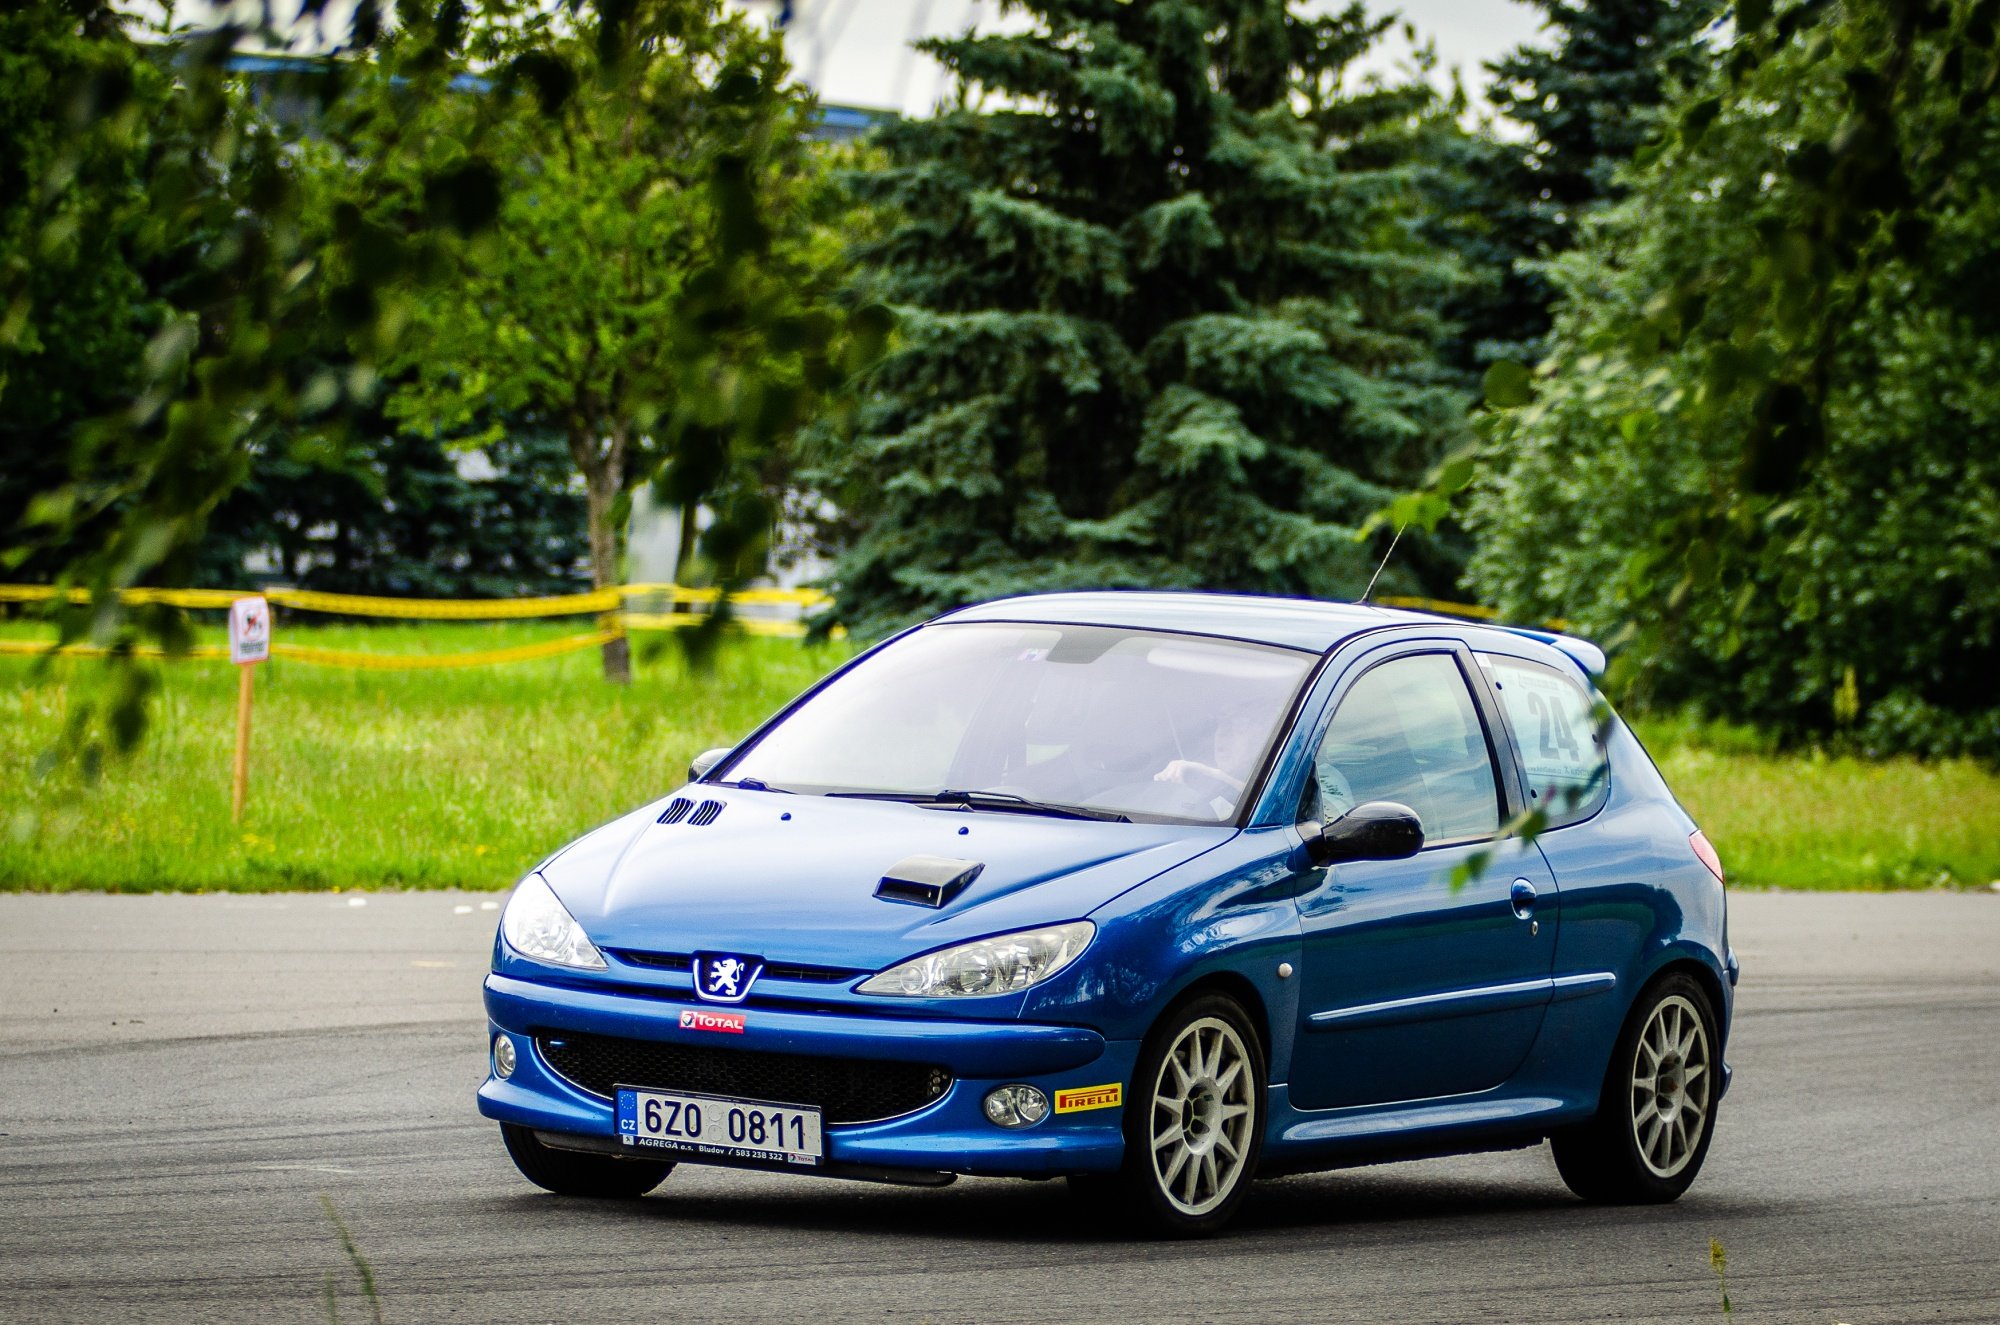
[1253,1084,1593,1178]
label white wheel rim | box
[1629,993,1712,1179]
[1149,1016,1256,1217]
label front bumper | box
[478,974,1136,1177]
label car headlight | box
[500,873,607,970]
[856,921,1094,998]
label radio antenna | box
[1360,523,1404,604]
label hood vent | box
[657,797,725,827]
[875,854,984,909]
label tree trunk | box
[673,499,700,615]
[583,465,631,685]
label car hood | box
[538,788,1235,969]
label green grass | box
[1634,718,2000,891]
[3,619,1997,891]
[0,620,850,891]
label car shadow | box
[481,1153,1763,1245]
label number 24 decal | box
[1524,690,1582,761]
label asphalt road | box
[1,890,1996,1324]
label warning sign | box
[229,596,270,665]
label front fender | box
[1020,825,1305,1078]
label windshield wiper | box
[714,777,790,793]
[826,788,1130,823]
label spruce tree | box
[1459,0,1721,366]
[819,0,1467,633]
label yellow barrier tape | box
[0,582,829,617]
[0,585,247,610]
[1375,595,1504,620]
[0,630,622,668]
[272,630,622,669]
[4,583,1562,655]
[270,587,624,619]
[1375,595,1570,633]
[622,613,842,639]
[620,583,831,608]
[0,639,232,659]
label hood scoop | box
[657,797,725,826]
[874,854,985,909]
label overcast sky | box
[744,0,1547,118]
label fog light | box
[982,1084,1049,1128]
[492,1034,516,1079]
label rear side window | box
[1480,655,1609,828]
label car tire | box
[500,1124,673,1199]
[1068,992,1267,1238]
[1551,971,1721,1204]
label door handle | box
[1510,879,1538,920]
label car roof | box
[932,590,1442,653]
[935,590,1609,676]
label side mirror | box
[688,747,732,782]
[1302,801,1425,867]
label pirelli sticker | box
[1054,1082,1123,1114]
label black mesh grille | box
[765,961,867,984]
[537,1032,953,1124]
[607,949,694,972]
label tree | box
[816,0,1469,636]
[0,1,368,771]
[195,423,591,596]
[1467,0,2000,760]
[1445,0,1721,370]
[4,0,874,769]
[332,0,859,680]
[0,3,174,582]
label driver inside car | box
[1153,701,1267,803]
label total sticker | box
[679,1008,746,1034]
[1054,1082,1122,1114]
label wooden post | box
[232,662,253,823]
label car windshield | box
[723,622,1317,825]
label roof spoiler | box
[1496,625,1606,679]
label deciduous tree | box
[1468,0,2000,759]
[339,0,863,679]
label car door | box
[1289,646,1560,1111]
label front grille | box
[604,950,866,984]
[765,961,867,984]
[536,1031,953,1124]
[607,949,694,973]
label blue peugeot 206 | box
[478,592,1736,1235]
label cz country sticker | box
[1054,1082,1122,1114]
[679,1008,746,1034]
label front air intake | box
[536,1032,952,1123]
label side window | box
[1311,653,1500,844]
[1480,655,1609,828]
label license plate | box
[615,1086,823,1167]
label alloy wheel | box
[1629,993,1713,1178]
[1148,1015,1257,1217]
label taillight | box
[1690,830,1724,885]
